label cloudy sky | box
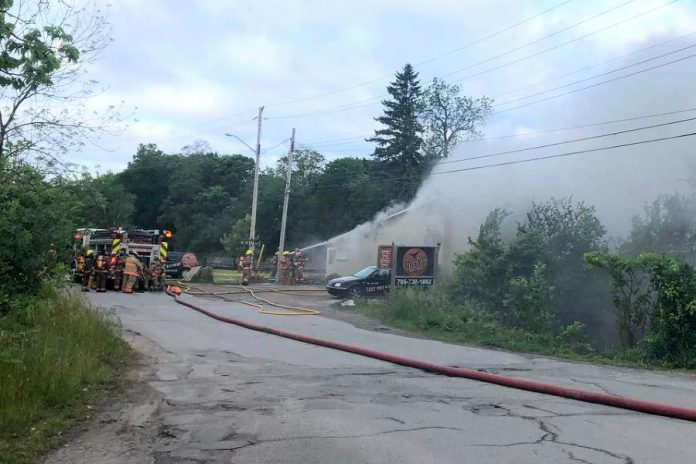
[76,0,696,173]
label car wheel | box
[348,285,362,300]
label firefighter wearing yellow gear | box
[279,251,290,286]
[270,251,279,279]
[111,250,126,291]
[241,249,252,285]
[294,248,305,283]
[122,253,142,294]
[94,254,108,292]
[81,249,94,292]
[75,253,85,283]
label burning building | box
[302,203,454,279]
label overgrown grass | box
[212,269,271,284]
[351,287,672,369]
[212,268,243,283]
[0,284,129,464]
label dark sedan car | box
[326,265,391,299]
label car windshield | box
[353,266,377,278]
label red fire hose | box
[166,289,696,422]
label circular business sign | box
[402,248,428,276]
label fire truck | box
[71,227,172,284]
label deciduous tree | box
[420,77,492,159]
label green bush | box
[357,286,591,356]
[0,163,78,313]
[584,252,696,367]
[584,252,653,349]
[503,263,555,332]
[448,198,610,340]
[0,283,128,463]
[638,254,696,367]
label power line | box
[106,124,696,194]
[414,0,575,67]
[444,0,683,87]
[261,138,290,154]
[494,51,696,115]
[262,0,575,108]
[438,115,696,166]
[430,131,696,177]
[495,42,696,107]
[303,30,696,139]
[296,116,696,188]
[441,0,640,79]
[135,1,575,129]
[306,130,696,192]
[301,129,371,145]
[491,30,696,99]
[300,106,696,150]
[267,0,669,120]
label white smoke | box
[312,31,696,275]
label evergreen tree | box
[367,64,425,201]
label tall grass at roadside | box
[355,286,591,357]
[0,284,128,464]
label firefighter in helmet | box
[294,248,305,283]
[81,249,95,292]
[288,249,297,285]
[270,251,279,280]
[94,253,108,292]
[279,251,290,286]
[74,251,85,283]
[111,249,126,291]
[122,252,142,294]
[241,249,252,285]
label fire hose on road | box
[176,283,320,316]
[165,287,696,422]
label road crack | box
[570,379,615,396]
[566,450,594,464]
[226,426,466,452]
[468,403,634,463]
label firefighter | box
[241,249,252,285]
[138,260,151,292]
[279,251,290,286]
[94,253,108,292]
[152,262,166,291]
[111,250,126,291]
[75,251,85,283]
[122,252,142,294]
[294,249,305,283]
[288,249,298,285]
[81,249,94,292]
[270,251,279,279]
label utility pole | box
[278,128,295,255]
[249,106,264,271]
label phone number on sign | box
[395,277,434,286]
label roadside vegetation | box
[355,193,696,370]
[0,3,131,462]
[0,276,128,464]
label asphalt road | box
[43,289,696,464]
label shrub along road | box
[42,290,696,464]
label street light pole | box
[278,128,295,255]
[249,106,264,270]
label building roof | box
[301,206,410,252]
